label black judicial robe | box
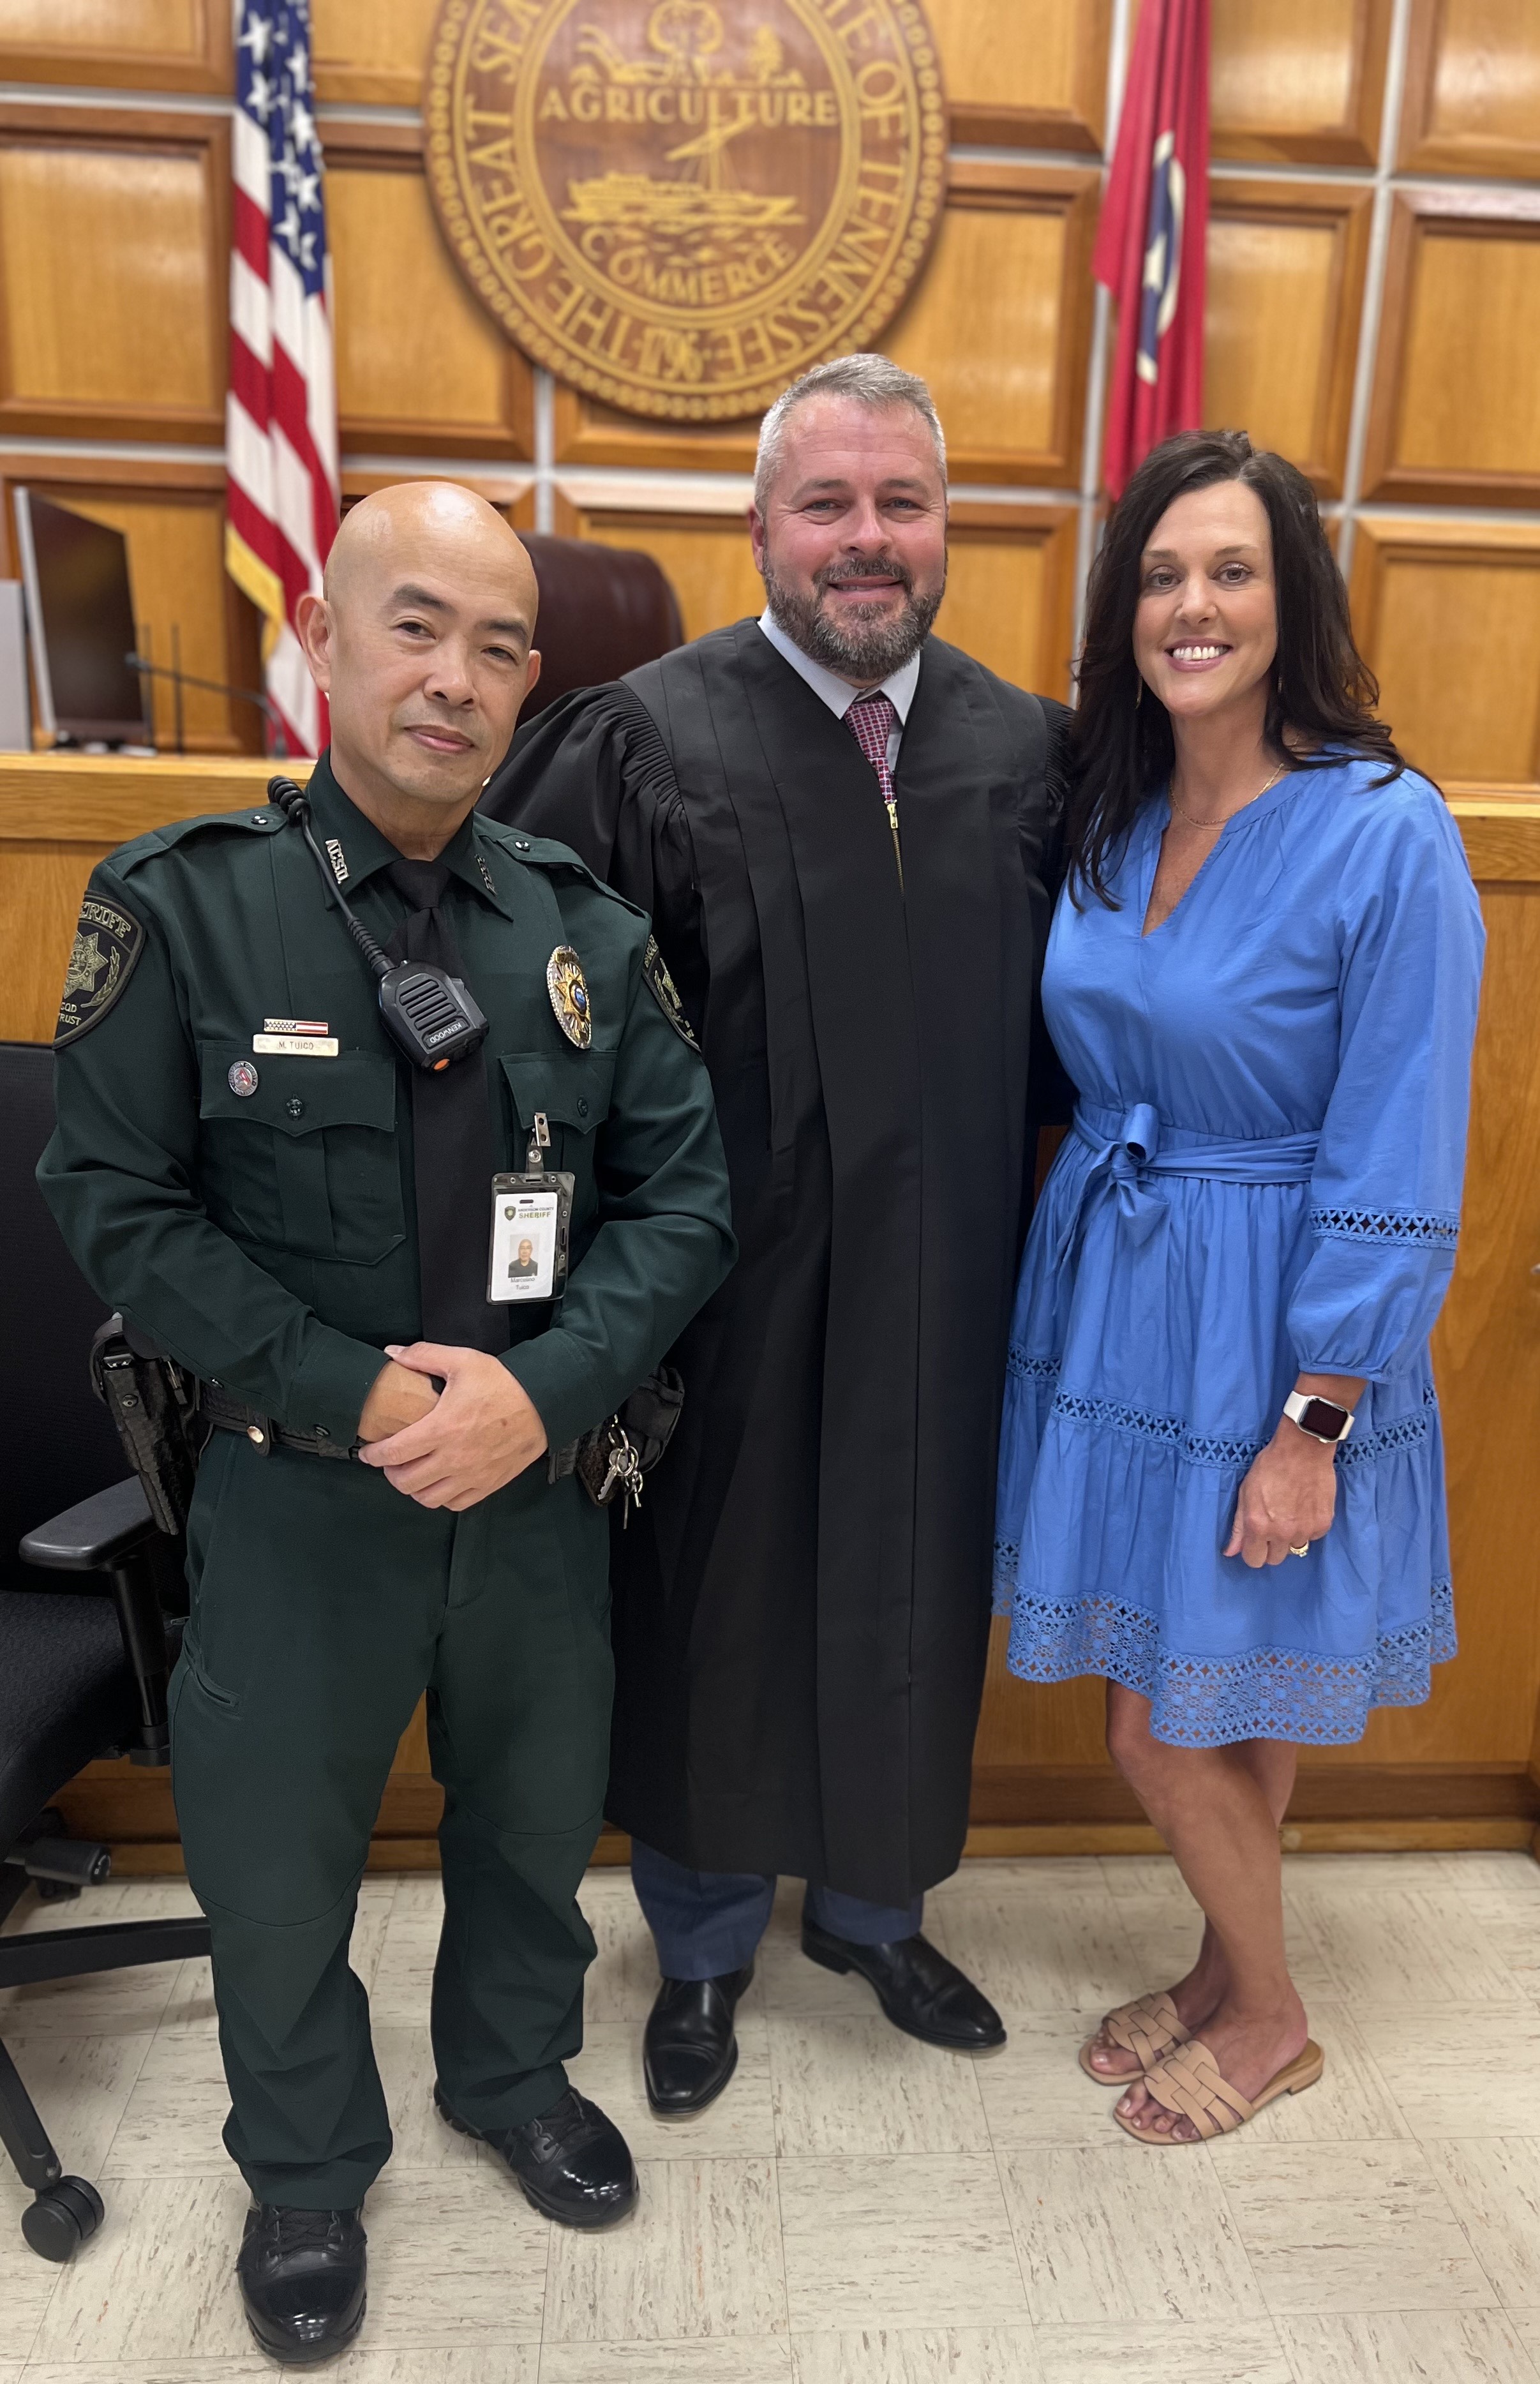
[484,619,1070,1905]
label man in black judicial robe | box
[484,354,1070,2115]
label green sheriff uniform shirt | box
[38,754,736,1451]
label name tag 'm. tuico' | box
[252,1018,340,1058]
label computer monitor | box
[13,490,151,747]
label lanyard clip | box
[525,1111,551,1172]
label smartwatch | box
[1282,1390,1355,1445]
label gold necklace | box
[1169,759,1286,831]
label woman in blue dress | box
[995,430,1484,2146]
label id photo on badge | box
[492,1190,558,1301]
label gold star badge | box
[547,945,593,1049]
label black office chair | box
[1,1041,211,2261]
[516,532,683,716]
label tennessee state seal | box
[424,0,946,421]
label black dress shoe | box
[802,1919,1007,2051]
[643,1964,754,2117]
[237,2203,366,2367]
[435,2082,638,2228]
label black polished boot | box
[643,1963,755,2117]
[802,1918,1006,2051]
[435,2083,638,2228]
[237,2203,366,2367]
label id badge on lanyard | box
[487,1112,574,1305]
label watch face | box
[1299,1397,1350,1441]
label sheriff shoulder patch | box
[643,934,699,1051]
[56,891,146,1047]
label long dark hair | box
[1069,429,1405,904]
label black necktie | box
[385,859,504,1354]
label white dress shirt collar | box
[757,608,921,730]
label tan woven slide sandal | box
[1114,2035,1324,2143]
[1079,1990,1192,2085]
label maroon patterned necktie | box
[842,690,901,869]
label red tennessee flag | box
[1095,0,1211,499]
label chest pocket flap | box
[198,1042,402,1264]
[500,1049,616,1136]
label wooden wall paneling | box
[883,165,1098,491]
[1313,816,1540,1773]
[1349,520,1540,793]
[938,503,1079,700]
[325,126,534,461]
[931,0,1108,154]
[1399,0,1540,181]
[559,500,765,645]
[1364,190,1540,507]
[1209,0,1393,166]
[0,1,230,96]
[0,108,228,446]
[340,468,535,513]
[1204,179,1372,495]
[0,455,262,760]
[312,0,437,108]
[551,386,760,477]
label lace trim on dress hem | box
[1340,1389,1437,1466]
[1004,1359,1439,1474]
[1049,1393,1264,1471]
[996,1578,1456,1745]
[1310,1205,1460,1247]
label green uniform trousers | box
[169,1431,612,2208]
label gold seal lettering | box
[425,0,945,421]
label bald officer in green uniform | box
[38,483,735,2366]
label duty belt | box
[201,1381,583,1477]
[198,1381,357,1461]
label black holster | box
[89,1316,204,1536]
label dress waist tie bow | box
[1055,1102,1321,1271]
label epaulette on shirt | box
[107,800,288,878]
[477,818,648,922]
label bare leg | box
[1084,1701,1296,2084]
[1088,1687,1308,2136]
[1167,1736,1297,2046]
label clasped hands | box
[356,1345,548,1511]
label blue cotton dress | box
[994,758,1484,1746]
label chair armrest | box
[19,1478,155,1574]
[17,1478,178,1765]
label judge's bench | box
[6,751,1540,1873]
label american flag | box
[225,0,339,758]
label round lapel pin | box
[228,1060,260,1097]
[547,945,593,1050]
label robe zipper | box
[886,795,903,889]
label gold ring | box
[1290,1542,1310,1558]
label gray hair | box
[753,354,946,509]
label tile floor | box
[3,1852,1540,2380]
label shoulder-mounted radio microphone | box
[267,775,489,1074]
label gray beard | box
[762,555,945,682]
